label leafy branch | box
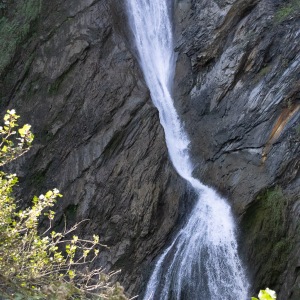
[0,110,129,299]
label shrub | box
[0,110,128,299]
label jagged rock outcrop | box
[0,0,192,296]
[1,0,299,298]
[174,0,299,298]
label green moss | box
[255,65,271,82]
[242,186,293,287]
[258,65,271,77]
[0,0,41,74]
[275,5,294,22]
[262,187,285,236]
[274,0,300,23]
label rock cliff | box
[0,0,299,299]
[0,0,192,295]
[174,0,299,298]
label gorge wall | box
[0,0,299,299]
[0,0,193,295]
[174,0,299,298]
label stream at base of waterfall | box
[126,1,249,299]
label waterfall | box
[126,0,249,299]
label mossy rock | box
[0,0,41,75]
[241,186,294,289]
[274,0,300,24]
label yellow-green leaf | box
[18,124,31,136]
[45,190,53,198]
[2,145,8,153]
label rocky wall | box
[174,0,300,298]
[0,0,192,296]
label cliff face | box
[0,0,192,295]
[174,0,299,298]
[0,0,299,298]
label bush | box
[0,110,128,299]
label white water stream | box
[126,0,249,299]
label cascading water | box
[126,0,249,299]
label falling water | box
[126,0,249,299]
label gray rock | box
[174,0,300,298]
[0,0,299,298]
[0,0,192,296]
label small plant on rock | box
[252,288,277,300]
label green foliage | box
[0,111,128,299]
[252,288,277,300]
[0,0,41,74]
[0,109,34,166]
[274,0,300,23]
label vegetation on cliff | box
[274,0,300,23]
[0,110,128,299]
[252,288,277,300]
[0,0,41,74]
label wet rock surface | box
[174,0,299,298]
[0,0,192,296]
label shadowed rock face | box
[0,0,299,298]
[0,0,192,295]
[174,0,299,298]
